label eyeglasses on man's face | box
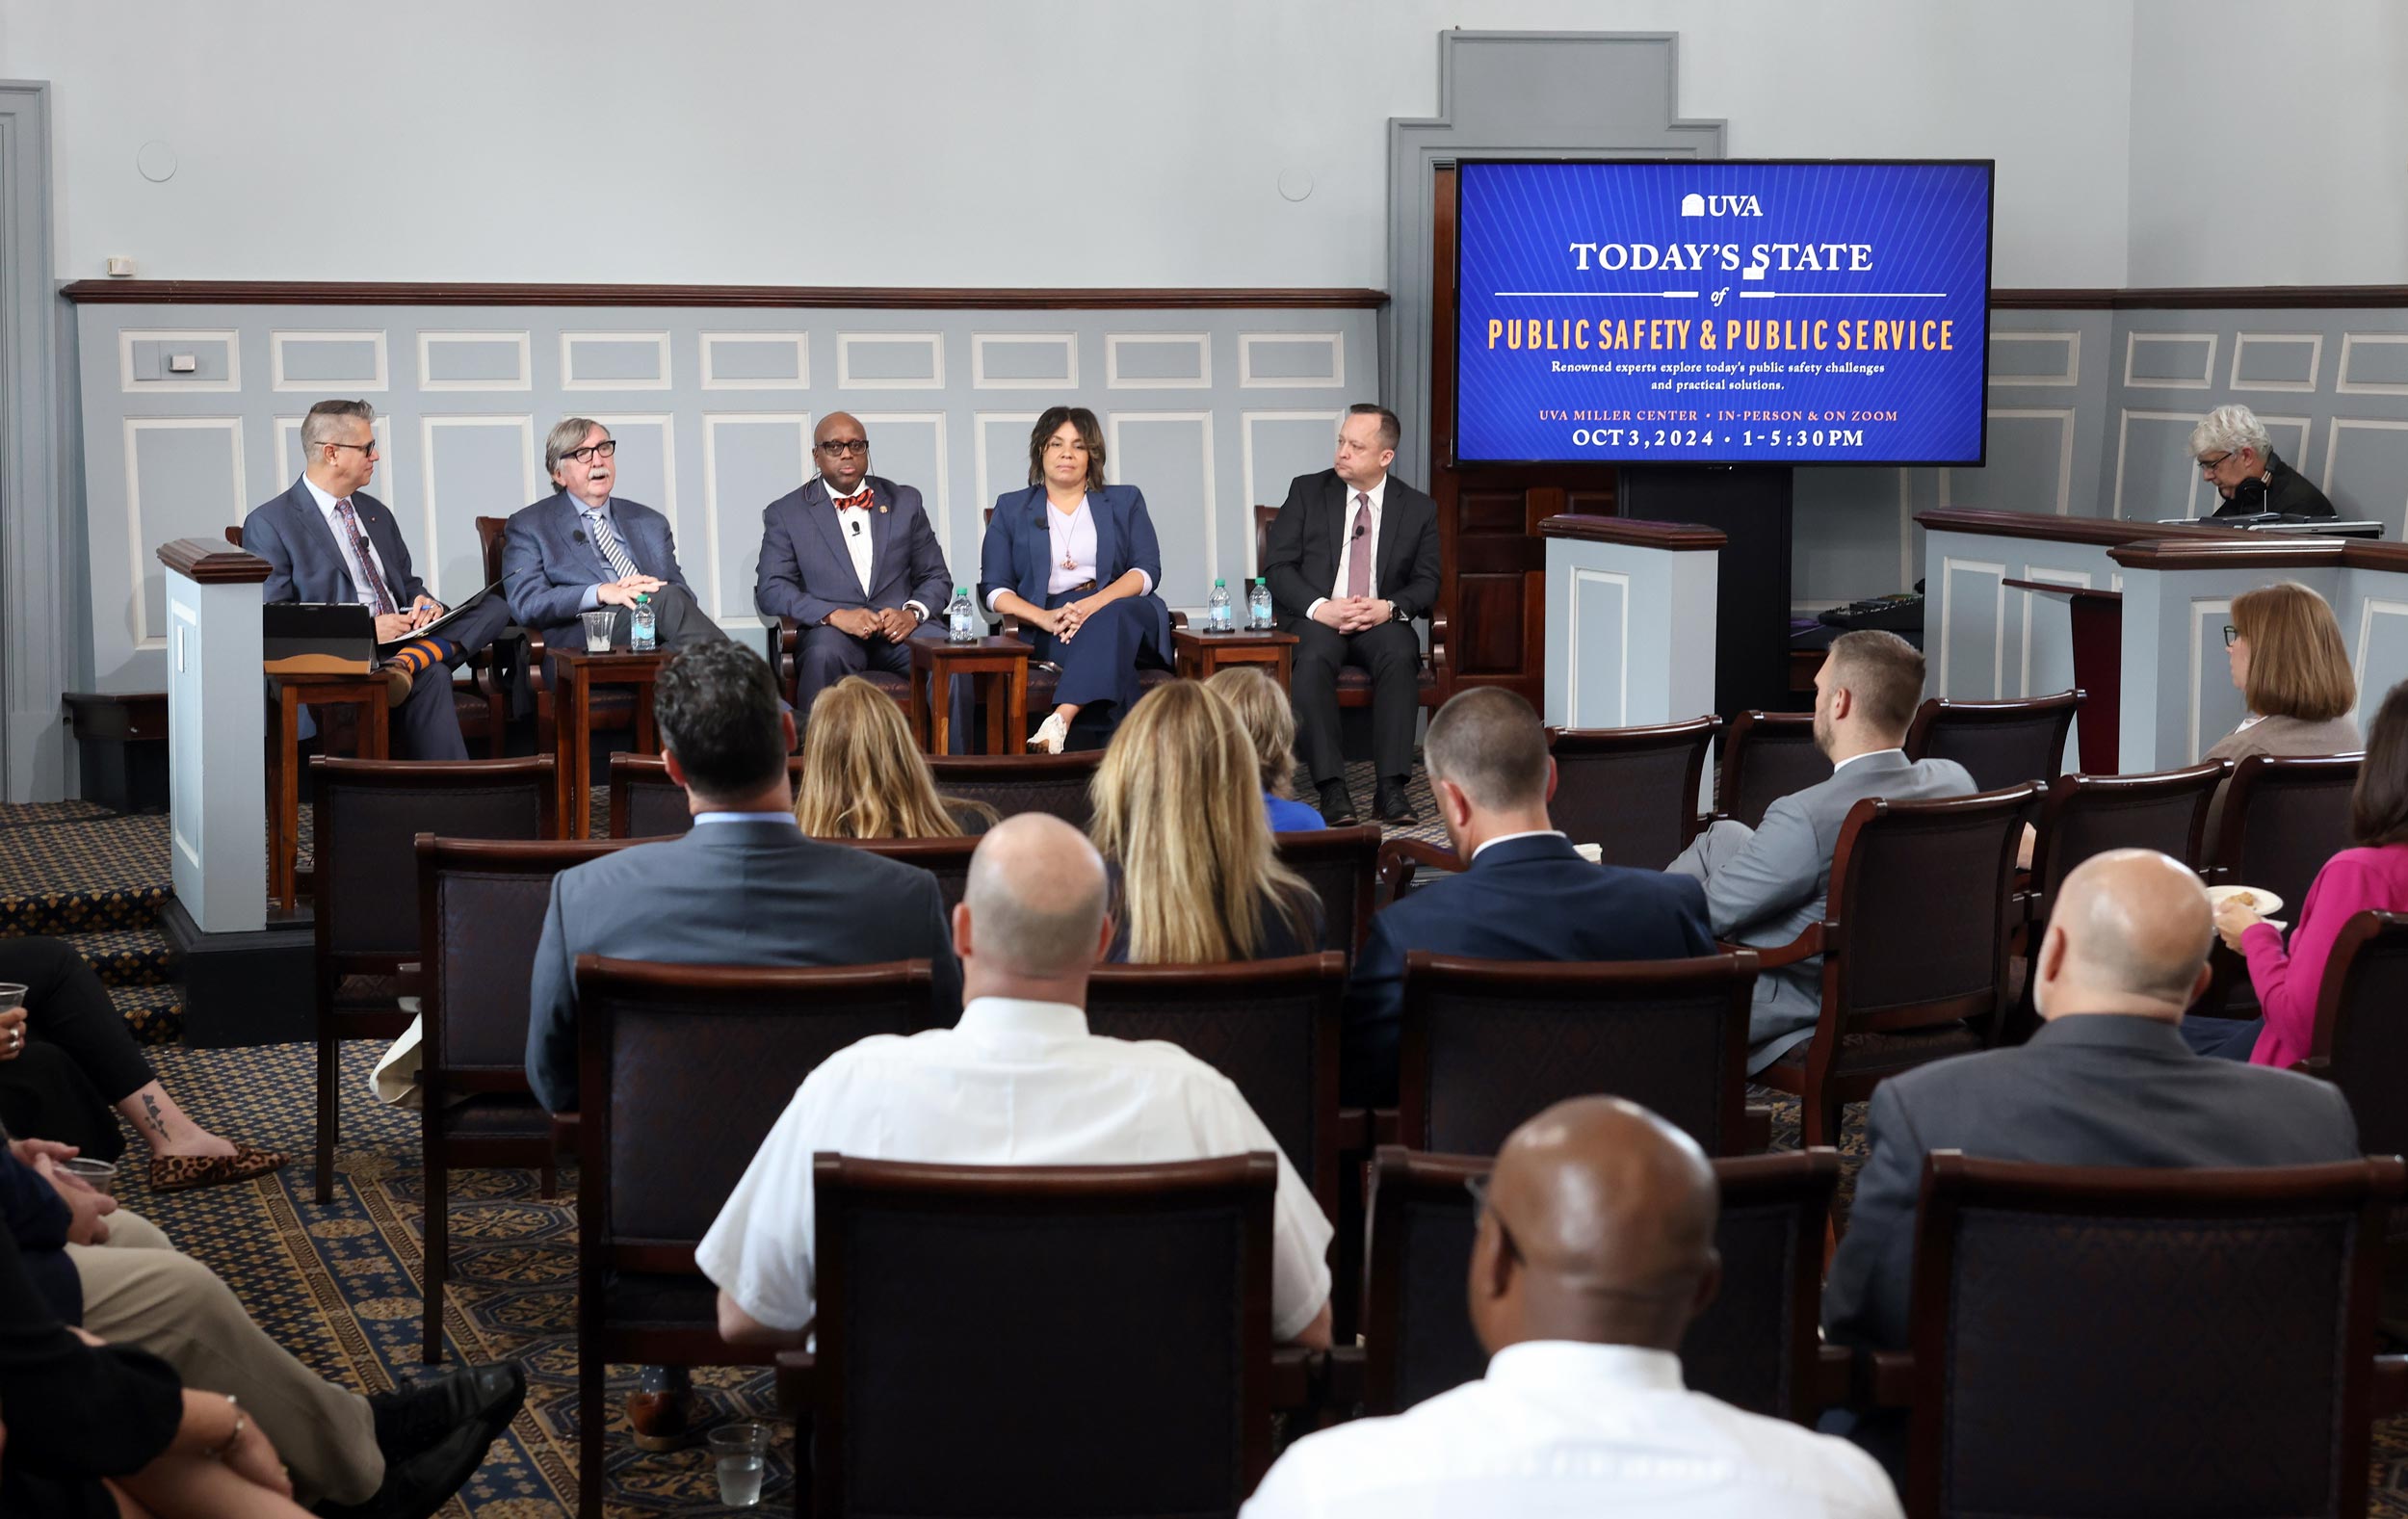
[2224,624,2242,648]
[325,439,379,458]
[817,438,869,457]
[2198,452,2233,476]
[564,440,617,464]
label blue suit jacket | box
[500,491,690,647]
[755,475,953,628]
[524,820,963,1113]
[243,479,428,609]
[1342,833,1717,1106]
[977,484,1172,659]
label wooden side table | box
[269,671,390,911]
[550,645,673,838]
[910,635,1031,755]
[1172,627,1301,686]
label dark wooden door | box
[1426,166,1620,707]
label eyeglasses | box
[563,441,617,464]
[324,440,379,457]
[816,438,869,457]
[2198,453,2232,474]
[2224,624,2241,647]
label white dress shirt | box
[301,474,404,611]
[1307,474,1387,619]
[1469,828,1567,862]
[695,996,1335,1342]
[1242,1342,1903,1519]
[1829,746,1906,777]
[825,478,877,596]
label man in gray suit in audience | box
[1664,630,1974,1071]
[755,411,953,714]
[501,417,730,670]
[1820,848,2359,1473]
[523,638,962,1117]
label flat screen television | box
[1453,158,1994,466]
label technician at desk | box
[2194,404,2334,519]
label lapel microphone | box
[571,530,587,544]
[1351,521,1367,540]
[851,520,862,537]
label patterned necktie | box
[332,498,397,615]
[586,510,639,581]
[1347,492,1373,598]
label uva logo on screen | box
[1679,193,1763,218]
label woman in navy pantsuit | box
[979,406,1174,751]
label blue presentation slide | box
[1455,160,1993,465]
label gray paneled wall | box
[1795,305,2408,606]
[75,306,1374,690]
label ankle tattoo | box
[143,1093,169,1139]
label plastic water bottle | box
[628,593,657,651]
[947,586,978,643]
[1208,578,1233,634]
[1248,577,1273,631]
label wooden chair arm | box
[1731,922,1823,970]
[393,963,423,1000]
[773,1349,816,1414]
[1320,1344,1366,1411]
[2293,1055,2330,1079]
[1813,1343,1855,1410]
[1269,1346,1316,1411]
[1741,1104,1774,1152]
[1869,1349,1915,1407]
[775,615,799,654]
[1332,1108,1399,1153]
[548,1112,580,1153]
[2376,1353,2408,1421]
[1376,837,1460,903]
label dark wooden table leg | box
[984,668,1006,755]
[633,676,657,756]
[910,661,931,751]
[1006,664,1028,755]
[563,668,589,840]
[362,691,389,760]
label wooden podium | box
[2003,579,2123,773]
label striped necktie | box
[585,509,639,581]
[332,497,398,615]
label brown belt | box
[1064,580,1096,594]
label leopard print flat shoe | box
[148,1141,291,1193]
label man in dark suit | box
[500,417,728,669]
[243,399,511,761]
[1821,848,2359,1469]
[1341,687,1715,1107]
[755,411,953,714]
[1263,404,1443,825]
[524,638,961,1116]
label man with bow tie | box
[754,411,955,716]
[501,417,728,683]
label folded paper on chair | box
[262,602,376,674]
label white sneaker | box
[1030,713,1070,753]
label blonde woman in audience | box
[2208,581,2360,762]
[1089,681,1322,962]
[1203,667,1327,833]
[793,676,992,839]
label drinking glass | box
[708,1424,769,1508]
[580,608,616,654]
[0,983,24,1012]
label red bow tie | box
[834,489,872,511]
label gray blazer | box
[1698,749,1976,1067]
[501,491,691,651]
[1823,1014,2360,1351]
[523,820,963,1113]
[755,475,952,628]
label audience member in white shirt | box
[697,812,1336,1349]
[1242,1096,1901,1519]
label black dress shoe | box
[1316,780,1359,827]
[368,1362,526,1464]
[1374,777,1417,824]
[317,1415,504,1519]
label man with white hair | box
[697,812,1335,1351]
[2190,403,2335,519]
[1820,848,2358,1471]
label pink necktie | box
[333,498,397,615]
[1347,493,1372,598]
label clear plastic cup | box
[0,982,24,1012]
[580,609,616,653]
[59,1158,116,1196]
[708,1424,768,1507]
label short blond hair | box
[1825,630,1926,738]
[2232,582,2356,722]
[1089,682,1312,963]
[794,677,967,839]
[1203,667,1298,799]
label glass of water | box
[708,1423,769,1508]
[580,608,616,654]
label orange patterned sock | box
[384,637,459,677]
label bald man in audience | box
[1341,687,1714,1106]
[1665,630,1974,1072]
[698,813,1334,1350]
[1822,850,2359,1469]
[1243,1096,1901,1517]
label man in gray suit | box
[523,638,962,1115]
[1665,630,1974,1071]
[754,411,953,713]
[501,417,729,668]
[1820,849,2359,1470]
[242,399,511,761]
